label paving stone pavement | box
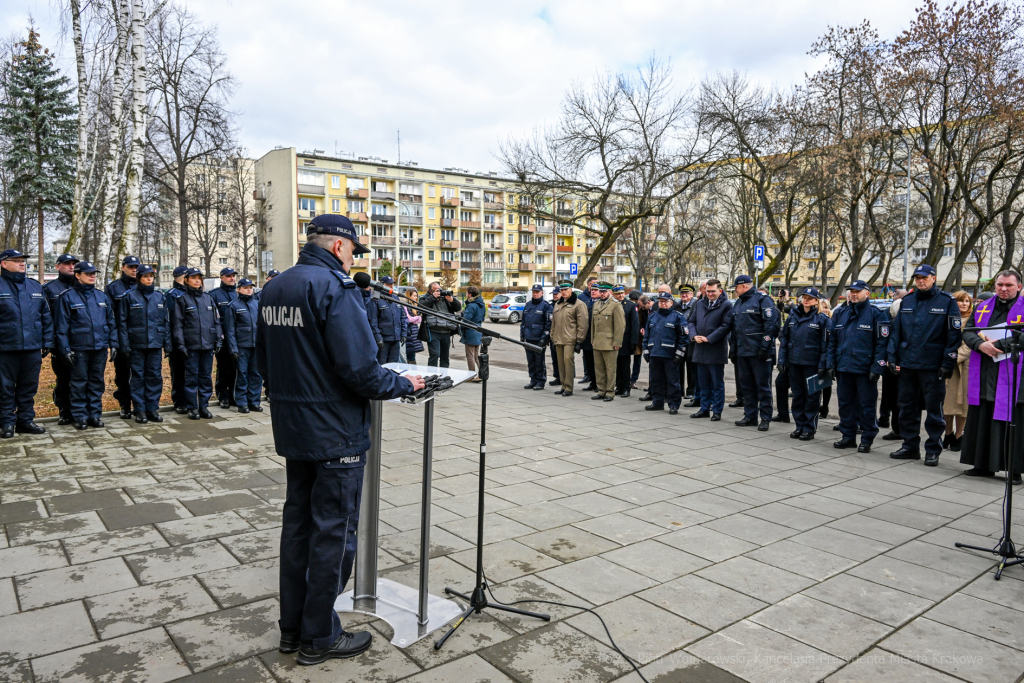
[1,364,1024,683]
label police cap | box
[56,254,79,265]
[531,284,544,292]
[74,261,98,274]
[122,255,141,266]
[185,267,203,278]
[847,280,869,291]
[172,265,189,277]
[799,286,821,299]
[237,277,254,287]
[307,214,371,255]
[733,274,753,286]
[658,291,674,300]
[220,267,236,276]
[598,282,613,290]
[912,264,936,277]
[267,269,281,278]
[0,249,25,261]
[135,264,155,277]
[380,275,394,284]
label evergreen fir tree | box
[0,28,76,280]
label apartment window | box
[914,248,928,259]
[217,175,226,184]
[332,199,341,212]
[441,251,457,261]
[299,197,316,211]
[558,255,566,265]
[441,229,455,241]
[347,200,364,213]
[371,204,387,215]
[483,214,494,224]
[331,176,340,189]
[460,211,473,222]
[297,170,323,186]
[508,234,514,245]
[428,250,435,261]
[508,213,515,224]
[373,181,388,192]
[428,207,436,219]
[218,241,228,249]
[484,193,496,202]
[218,192,226,202]
[371,225,392,237]
[441,208,455,220]
[346,178,364,190]
[508,253,516,264]
[428,229,436,240]
[520,214,529,225]
[219,258,227,265]
[442,187,455,199]
[943,246,954,257]
[428,186,436,198]
[399,204,423,217]
[460,191,473,201]
[400,183,419,194]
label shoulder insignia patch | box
[951,317,961,329]
[764,308,773,317]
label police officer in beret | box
[43,254,78,424]
[828,280,890,452]
[224,277,263,413]
[106,254,140,419]
[256,214,423,664]
[118,265,168,424]
[165,265,190,413]
[211,267,239,408]
[644,291,687,414]
[887,264,962,465]
[55,261,117,430]
[171,267,221,420]
[0,249,52,437]
[372,275,407,364]
[778,287,831,441]
[521,283,552,390]
[731,274,780,430]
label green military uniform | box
[590,282,626,400]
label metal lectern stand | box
[334,364,475,647]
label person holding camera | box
[418,282,462,368]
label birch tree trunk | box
[68,0,89,254]
[122,0,148,253]
[96,0,129,284]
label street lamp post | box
[893,129,912,289]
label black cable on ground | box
[480,571,651,683]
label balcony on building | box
[441,239,461,249]
[515,262,536,271]
[519,224,536,233]
[298,209,317,219]
[399,215,423,225]
[482,243,502,251]
[460,221,482,229]
[298,183,324,196]
[371,214,395,223]
[484,201,504,211]
[346,188,369,199]
[520,244,536,252]
[371,236,396,246]
[460,198,481,209]
[616,265,632,273]
[358,234,371,246]
[399,193,423,203]
[460,240,482,250]
[441,260,460,269]
[483,222,504,231]
[556,209,574,217]
[400,260,424,268]
[347,212,368,223]
[371,190,396,201]
[441,197,460,207]
[536,225,553,234]
[399,238,424,247]
[441,218,460,228]
[462,260,482,270]
[556,245,574,253]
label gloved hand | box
[109,349,117,362]
[574,343,582,354]
[777,363,787,376]
[870,370,883,382]
[758,347,771,361]
[541,335,549,347]
[889,364,900,375]
[63,352,75,367]
[41,348,49,358]
[829,368,836,381]
[938,366,954,381]
[376,338,384,349]
[231,352,239,362]
[817,368,829,380]
[215,344,222,355]
[643,352,650,363]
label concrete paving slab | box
[517,525,621,562]
[15,557,138,609]
[86,576,220,639]
[166,598,279,672]
[30,627,189,683]
[880,617,1024,683]
[538,556,648,605]
[637,574,768,631]
[749,593,891,660]
[824,647,963,682]
[126,539,240,584]
[478,621,632,683]
[0,601,96,664]
[802,574,933,626]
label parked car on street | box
[489,292,528,323]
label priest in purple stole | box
[960,270,1024,484]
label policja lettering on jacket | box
[263,306,305,327]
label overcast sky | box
[3,0,922,172]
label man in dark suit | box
[688,279,734,420]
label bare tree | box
[224,152,257,277]
[185,162,221,276]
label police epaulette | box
[331,271,356,288]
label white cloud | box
[3,0,921,171]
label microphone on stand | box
[353,272,391,294]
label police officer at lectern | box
[256,214,424,665]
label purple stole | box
[968,296,1024,420]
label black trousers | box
[776,367,791,419]
[112,350,132,410]
[837,371,880,444]
[214,347,236,405]
[0,351,41,426]
[169,351,186,409]
[880,370,901,433]
[427,333,451,368]
[70,350,106,423]
[279,459,362,649]
[582,347,595,382]
[51,353,72,417]
[377,341,401,365]
[649,357,682,409]
[788,364,820,434]
[616,354,632,394]
[736,356,773,422]
[550,340,560,382]
[185,349,214,409]
[898,368,946,456]
[129,349,163,413]
[525,341,547,386]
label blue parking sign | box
[754,245,765,262]
[569,263,578,276]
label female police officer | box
[644,291,688,414]
[117,264,169,424]
[224,277,262,413]
[171,268,221,421]
[777,287,831,440]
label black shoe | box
[771,414,790,423]
[834,438,856,449]
[591,394,605,400]
[858,443,871,453]
[524,384,536,390]
[819,409,829,419]
[882,431,901,441]
[683,398,699,407]
[890,446,921,460]
[603,396,614,402]
[199,407,214,419]
[249,404,264,412]
[1013,475,1023,486]
[669,408,678,415]
[533,385,545,391]
[583,385,598,392]
[0,424,12,439]
[146,411,163,423]
[799,432,814,440]
[238,405,250,414]
[174,405,188,414]
[87,418,105,428]
[950,435,962,452]
[117,407,130,420]
[728,399,744,408]
[691,410,710,418]
[758,420,770,431]
[134,414,148,424]
[710,413,722,421]
[878,416,890,428]
[790,429,803,439]
[219,399,231,409]
[296,630,373,665]
[15,422,45,435]
[280,630,300,654]
[924,453,939,467]
[561,392,573,397]
[639,393,652,401]
[57,412,74,426]
[553,390,565,395]
[646,404,664,411]
[548,379,560,386]
[735,418,757,427]
[942,434,952,450]
[832,424,841,431]
[621,390,630,398]
[578,376,591,385]
[74,422,88,431]
[964,468,994,477]
[188,409,201,420]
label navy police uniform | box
[256,216,413,652]
[887,266,962,463]
[828,282,890,449]
[0,250,53,434]
[105,255,139,414]
[117,265,170,420]
[171,269,222,414]
[521,285,553,388]
[778,289,831,438]
[55,262,117,427]
[210,269,238,407]
[644,293,687,412]
[371,276,407,365]
[164,267,189,411]
[43,254,78,421]
[224,279,263,410]
[730,276,780,424]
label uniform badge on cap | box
[122,255,141,266]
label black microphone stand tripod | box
[368,288,551,645]
[955,322,1024,580]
